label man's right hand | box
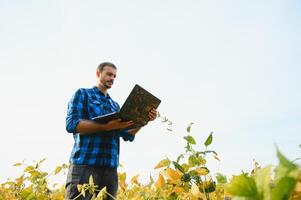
[76,119,134,135]
[105,119,134,131]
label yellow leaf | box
[165,168,182,181]
[119,172,126,182]
[131,175,139,185]
[89,175,94,185]
[29,170,40,177]
[77,184,82,192]
[62,163,69,169]
[119,172,127,190]
[154,158,170,169]
[195,167,210,176]
[173,186,184,194]
[97,186,107,199]
[191,183,200,197]
[13,163,22,167]
[81,188,86,197]
[24,166,34,172]
[155,174,166,188]
[15,176,24,187]
[295,181,301,192]
[54,166,62,175]
[199,181,216,193]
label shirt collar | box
[93,86,111,98]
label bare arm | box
[76,119,134,135]
[77,108,158,136]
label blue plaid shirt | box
[66,86,135,168]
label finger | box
[150,111,156,116]
[122,120,134,125]
[122,121,134,128]
[149,112,157,118]
[151,111,157,117]
[148,115,155,121]
[150,109,156,113]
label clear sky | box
[0,0,300,185]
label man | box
[65,62,157,200]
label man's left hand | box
[148,108,158,121]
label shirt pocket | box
[88,99,104,117]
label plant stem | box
[105,191,117,200]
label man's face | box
[97,66,117,89]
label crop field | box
[1,124,300,200]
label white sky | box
[0,0,300,185]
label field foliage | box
[1,124,300,200]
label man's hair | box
[97,62,117,71]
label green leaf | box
[54,166,62,175]
[186,123,194,133]
[274,147,298,184]
[227,174,258,198]
[254,165,272,200]
[276,147,296,170]
[176,154,184,163]
[215,173,227,184]
[269,148,299,200]
[150,175,154,184]
[172,161,185,173]
[188,155,196,167]
[204,132,213,147]
[271,177,297,200]
[181,163,190,173]
[184,135,196,145]
[185,143,193,153]
[196,157,207,165]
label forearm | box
[76,120,108,135]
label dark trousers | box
[65,164,118,200]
